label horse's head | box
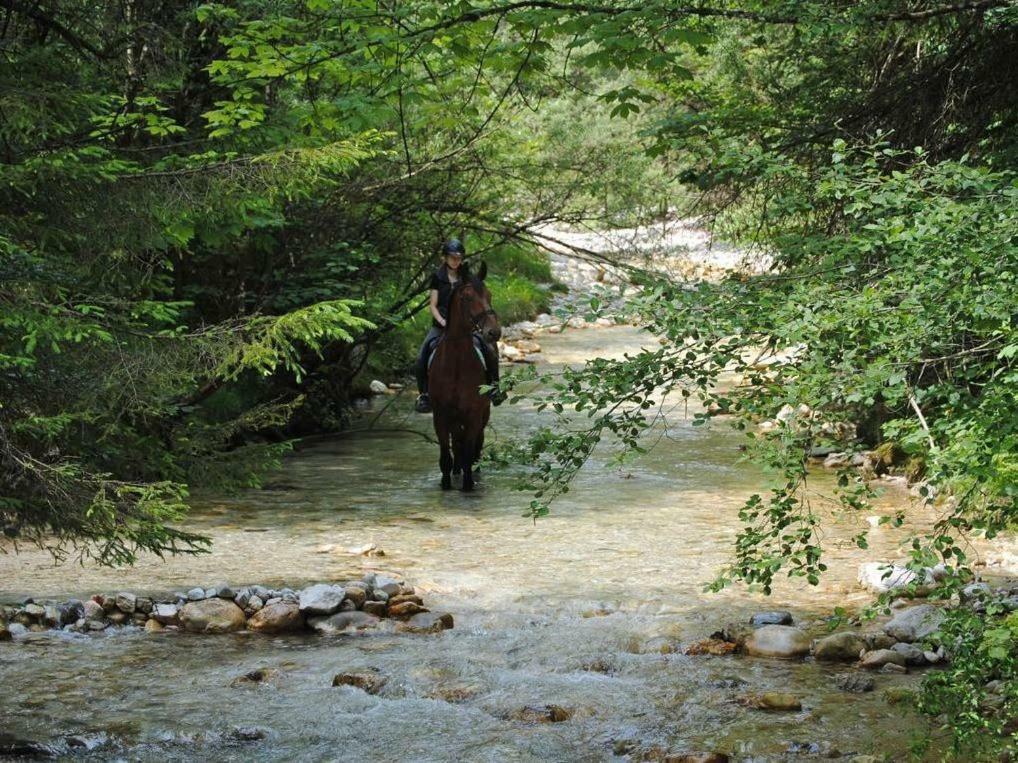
[454,261,501,344]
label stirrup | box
[415,394,432,413]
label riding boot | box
[483,343,504,406]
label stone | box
[115,592,137,613]
[823,452,850,468]
[24,603,45,618]
[923,650,942,664]
[144,618,164,633]
[960,582,992,604]
[298,584,346,616]
[859,649,907,670]
[857,562,934,595]
[343,585,368,609]
[8,623,28,637]
[206,584,235,600]
[373,576,402,597]
[307,611,380,635]
[100,596,117,614]
[742,625,811,658]
[891,642,928,666]
[663,754,729,763]
[338,599,356,613]
[179,599,246,634]
[883,605,945,643]
[388,594,424,607]
[108,610,128,625]
[247,601,304,634]
[60,600,84,625]
[135,597,153,615]
[400,612,454,634]
[739,692,802,711]
[511,705,572,723]
[333,669,387,694]
[244,595,265,616]
[834,673,875,693]
[369,379,387,394]
[251,585,272,601]
[388,601,428,619]
[362,601,387,618]
[264,597,282,607]
[131,612,148,625]
[232,667,278,686]
[186,587,206,601]
[684,638,738,656]
[153,603,180,626]
[812,632,868,662]
[749,611,793,627]
[41,605,61,628]
[0,622,10,641]
[862,630,897,651]
[369,589,389,603]
[880,662,908,674]
[83,599,105,622]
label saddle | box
[427,334,488,372]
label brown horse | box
[428,263,501,491]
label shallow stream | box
[0,327,945,761]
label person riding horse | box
[415,239,503,413]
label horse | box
[427,263,501,491]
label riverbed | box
[0,326,948,761]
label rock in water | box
[749,611,793,627]
[247,602,304,634]
[511,705,573,723]
[152,603,180,626]
[388,601,428,619]
[115,592,137,613]
[891,642,928,666]
[144,618,164,633]
[859,649,907,670]
[743,625,811,658]
[883,605,945,643]
[738,692,802,711]
[332,669,387,694]
[307,611,380,635]
[298,584,346,616]
[834,673,875,693]
[400,612,454,634]
[812,632,867,662]
[179,599,247,634]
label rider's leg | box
[415,327,442,412]
[481,340,504,406]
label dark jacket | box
[428,264,460,327]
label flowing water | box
[0,326,949,761]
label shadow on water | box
[0,327,945,760]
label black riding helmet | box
[442,238,466,256]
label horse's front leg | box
[433,413,453,490]
[471,430,485,478]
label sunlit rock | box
[743,625,811,658]
[179,599,246,634]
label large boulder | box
[857,563,934,595]
[298,584,346,616]
[883,605,945,643]
[247,601,304,634]
[812,632,867,662]
[743,625,811,658]
[307,611,380,635]
[179,599,246,634]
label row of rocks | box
[0,574,453,640]
[692,604,949,675]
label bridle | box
[456,281,499,332]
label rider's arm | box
[429,289,445,327]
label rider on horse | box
[414,239,503,413]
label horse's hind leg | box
[459,436,475,492]
[433,414,453,490]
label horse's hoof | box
[461,482,474,492]
[441,478,452,490]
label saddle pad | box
[428,335,488,371]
